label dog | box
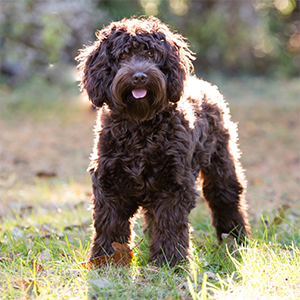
[76,17,250,267]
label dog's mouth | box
[122,87,151,102]
[132,89,147,99]
[124,88,153,105]
[112,63,167,121]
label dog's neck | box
[102,102,178,132]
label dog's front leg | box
[88,178,138,260]
[148,192,193,267]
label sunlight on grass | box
[187,241,300,300]
[0,176,299,299]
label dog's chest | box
[109,127,167,179]
[99,117,193,199]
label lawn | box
[0,75,299,299]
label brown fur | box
[76,17,250,267]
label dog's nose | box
[132,72,148,85]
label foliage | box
[253,0,300,77]
[0,0,299,87]
[0,0,104,85]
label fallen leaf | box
[278,206,286,219]
[0,257,11,262]
[39,224,51,234]
[13,157,28,165]
[20,206,34,218]
[282,204,291,211]
[63,224,83,231]
[273,216,283,226]
[31,261,44,273]
[40,233,51,239]
[26,233,37,240]
[110,242,134,266]
[82,242,134,268]
[35,171,57,178]
[13,279,40,296]
[7,252,22,260]
[273,204,291,226]
[27,232,51,240]
[16,225,31,230]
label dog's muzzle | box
[111,59,167,121]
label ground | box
[0,75,299,299]
[0,76,299,220]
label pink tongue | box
[132,89,147,99]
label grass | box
[0,73,299,299]
[0,186,299,299]
[189,242,300,300]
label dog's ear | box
[76,34,111,108]
[164,35,194,103]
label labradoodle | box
[76,17,250,267]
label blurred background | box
[0,0,299,220]
[0,0,299,83]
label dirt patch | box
[0,103,94,182]
[232,103,300,216]
[0,90,299,218]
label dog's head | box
[76,17,194,121]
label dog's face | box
[77,17,193,121]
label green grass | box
[0,75,299,299]
[0,179,299,299]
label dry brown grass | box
[0,77,299,220]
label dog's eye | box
[119,52,128,60]
[147,50,154,58]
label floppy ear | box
[164,35,194,103]
[76,35,111,107]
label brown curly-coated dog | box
[76,17,250,267]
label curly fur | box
[76,17,250,267]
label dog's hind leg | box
[200,102,250,242]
